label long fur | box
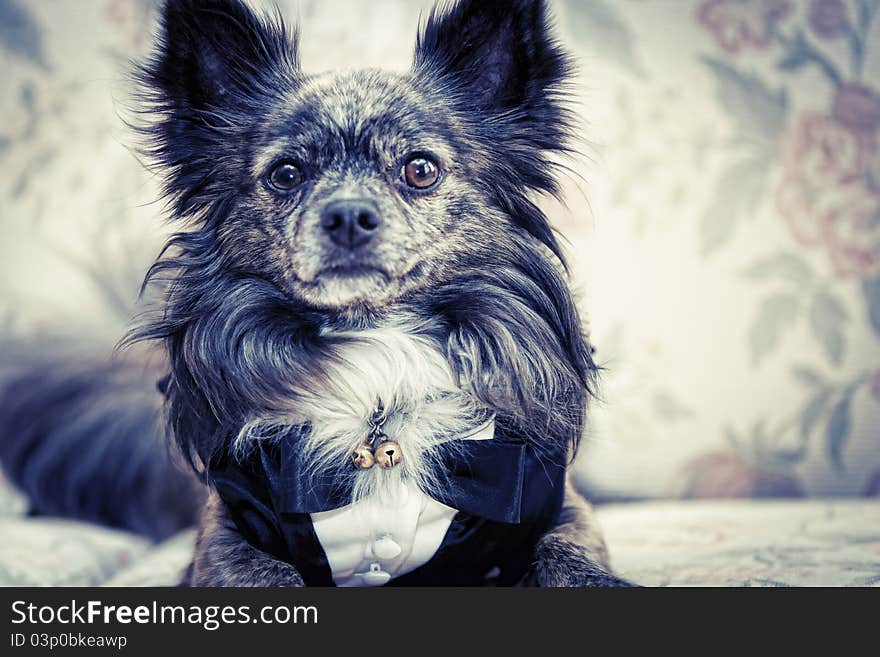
[0,0,610,585]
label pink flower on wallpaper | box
[777,113,880,276]
[680,452,803,498]
[822,185,880,276]
[808,0,850,39]
[833,83,880,142]
[697,0,791,54]
[776,175,825,245]
[783,113,869,182]
[777,113,866,245]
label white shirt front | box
[309,417,495,586]
[311,483,459,586]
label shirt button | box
[362,563,391,586]
[372,535,402,560]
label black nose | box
[320,198,381,250]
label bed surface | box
[1,479,876,587]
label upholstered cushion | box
[1,496,877,587]
[598,499,880,586]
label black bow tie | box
[212,424,566,526]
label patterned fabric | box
[0,516,150,586]
[2,488,878,587]
[0,0,878,502]
[598,499,880,586]
[102,530,195,587]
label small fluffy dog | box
[0,0,630,587]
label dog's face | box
[238,71,494,309]
[145,0,572,311]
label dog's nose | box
[320,198,381,250]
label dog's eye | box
[267,161,303,192]
[402,154,440,190]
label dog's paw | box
[531,537,636,587]
[185,558,306,587]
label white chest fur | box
[235,322,493,585]
[290,323,488,503]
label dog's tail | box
[0,339,201,540]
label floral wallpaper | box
[566,0,880,500]
[0,0,878,501]
[696,0,880,497]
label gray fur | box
[0,0,635,587]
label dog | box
[0,0,631,587]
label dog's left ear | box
[414,0,571,116]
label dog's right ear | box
[147,0,299,112]
[136,0,299,215]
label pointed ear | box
[137,0,299,215]
[413,0,572,114]
[148,0,299,112]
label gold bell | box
[374,441,403,469]
[351,443,376,470]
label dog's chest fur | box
[243,322,492,585]
[239,320,489,502]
